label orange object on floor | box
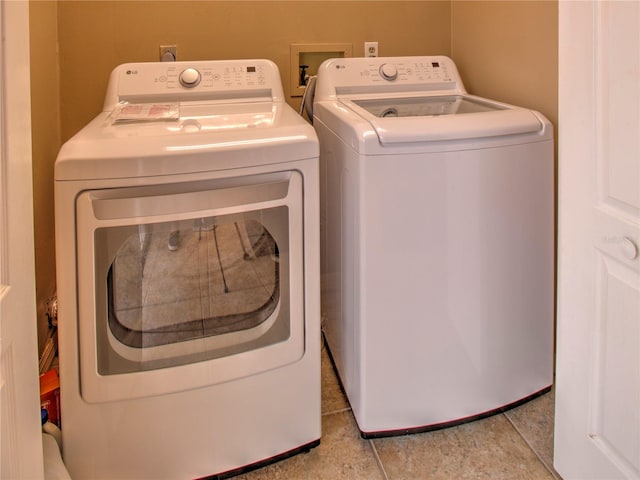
[40,369,61,428]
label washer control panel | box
[315,56,463,99]
[350,58,454,84]
[105,59,284,109]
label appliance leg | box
[234,221,257,260]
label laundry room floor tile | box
[321,343,349,414]
[371,414,555,480]
[504,388,560,478]
[228,344,558,480]
[235,410,385,480]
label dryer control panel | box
[103,59,285,110]
[314,56,465,101]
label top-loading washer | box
[313,55,554,437]
[55,59,320,478]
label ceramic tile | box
[321,343,350,414]
[504,389,560,478]
[235,411,385,480]
[373,414,555,480]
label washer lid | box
[340,94,544,144]
[351,95,500,118]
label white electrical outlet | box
[365,42,378,58]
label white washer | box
[313,56,554,437]
[55,59,320,478]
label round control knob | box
[379,63,398,81]
[179,68,201,88]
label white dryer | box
[313,56,554,437]
[55,59,320,478]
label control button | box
[179,68,201,88]
[379,63,398,81]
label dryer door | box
[75,171,304,403]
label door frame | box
[0,0,43,478]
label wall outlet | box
[364,41,378,57]
[159,45,177,62]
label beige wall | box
[451,1,558,129]
[57,1,451,141]
[29,0,60,353]
[29,0,557,356]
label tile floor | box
[235,342,562,480]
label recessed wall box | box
[159,45,177,62]
[290,43,352,97]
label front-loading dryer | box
[313,56,554,437]
[55,59,320,479]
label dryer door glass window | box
[107,216,280,353]
[76,172,304,382]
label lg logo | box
[126,70,139,75]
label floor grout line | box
[321,406,352,417]
[503,413,562,480]
[368,439,390,480]
[320,339,561,479]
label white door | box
[555,1,640,479]
[0,0,44,478]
